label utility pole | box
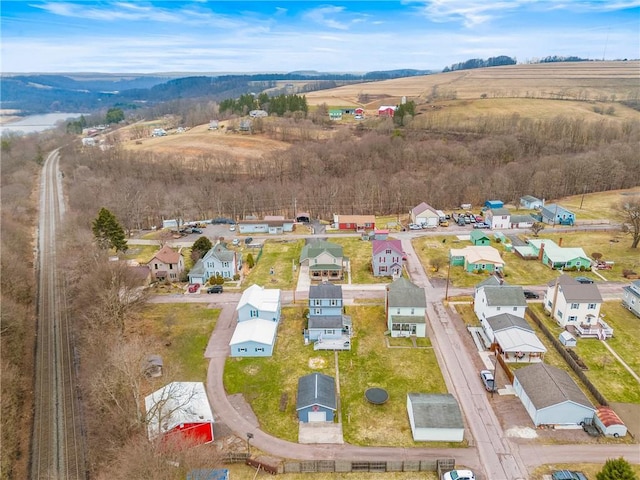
[579,185,587,209]
[445,256,451,301]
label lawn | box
[133,303,219,380]
[242,240,304,290]
[224,305,448,447]
[528,303,640,404]
[556,186,640,222]
[332,237,391,284]
[123,244,158,263]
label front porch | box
[309,265,343,282]
[313,334,351,351]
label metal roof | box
[229,318,278,346]
[515,363,594,410]
[486,313,532,332]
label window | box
[255,347,264,352]
[396,308,400,314]
[568,316,577,322]
[588,303,596,309]
[496,307,501,311]
[250,310,258,317]
[557,311,563,318]
[239,348,247,352]
[386,249,391,254]
[513,307,517,311]
[223,262,229,267]
[410,308,415,315]
[313,299,321,306]
[392,324,401,331]
[325,329,335,335]
[154,263,158,270]
[314,308,321,315]
[169,264,173,270]
[571,303,579,309]
[380,266,387,272]
[330,299,338,306]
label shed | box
[470,230,491,246]
[406,393,464,442]
[559,331,577,347]
[485,200,504,209]
[296,373,337,422]
[145,382,214,445]
[520,195,543,210]
[594,406,627,438]
[513,363,595,426]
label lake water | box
[0,113,85,135]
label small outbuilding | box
[485,200,504,209]
[296,373,337,423]
[594,406,627,438]
[559,331,577,347]
[406,393,464,442]
[470,230,491,246]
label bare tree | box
[530,222,545,237]
[619,198,640,248]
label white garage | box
[406,393,464,442]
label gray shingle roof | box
[387,278,426,308]
[475,276,505,289]
[483,286,527,307]
[308,315,344,329]
[300,240,343,262]
[309,283,342,300]
[207,243,235,262]
[390,314,425,324]
[486,313,533,332]
[296,373,336,411]
[515,363,594,410]
[407,393,463,429]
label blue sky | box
[1,1,639,73]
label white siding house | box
[474,285,527,323]
[236,284,281,322]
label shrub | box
[233,273,240,281]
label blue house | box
[305,283,351,349]
[296,373,337,422]
[188,243,240,284]
[229,318,278,357]
[540,204,575,226]
[237,284,281,322]
[238,216,295,234]
[520,195,543,210]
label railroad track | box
[31,149,87,479]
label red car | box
[188,283,200,293]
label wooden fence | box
[282,458,455,474]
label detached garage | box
[406,393,464,442]
[513,363,595,426]
[594,406,627,438]
[296,373,337,423]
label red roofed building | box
[148,245,184,281]
[378,105,397,117]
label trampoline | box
[365,387,389,405]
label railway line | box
[31,149,86,479]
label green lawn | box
[123,244,158,263]
[332,237,391,284]
[224,305,448,447]
[135,303,219,380]
[242,240,304,290]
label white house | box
[406,393,464,442]
[236,284,281,322]
[229,318,278,357]
[474,284,527,323]
[513,363,595,426]
[544,275,610,338]
[409,202,439,227]
[385,277,427,338]
[485,207,511,229]
[622,280,640,318]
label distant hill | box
[0,69,433,115]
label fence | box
[526,310,608,406]
[282,458,455,474]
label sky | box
[1,1,639,74]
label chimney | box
[538,242,545,261]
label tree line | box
[443,55,516,72]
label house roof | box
[189,259,205,276]
[238,218,294,227]
[205,243,235,262]
[236,284,281,313]
[475,276,504,289]
[145,382,213,440]
[493,329,546,353]
[528,239,590,264]
[411,202,438,217]
[308,315,345,329]
[335,214,375,224]
[309,282,342,300]
[151,245,181,264]
[510,214,536,224]
[482,285,527,307]
[541,203,574,218]
[390,314,426,324]
[229,318,278,346]
[486,313,532,332]
[520,195,541,203]
[372,239,403,256]
[595,406,625,428]
[296,373,337,411]
[515,363,594,410]
[623,284,640,299]
[449,246,505,267]
[387,277,426,308]
[407,393,464,429]
[470,230,490,242]
[300,240,343,262]
[549,275,603,303]
[489,207,511,216]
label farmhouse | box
[296,373,337,422]
[474,284,527,322]
[333,214,375,232]
[540,203,575,225]
[378,105,397,117]
[406,393,464,442]
[229,318,278,357]
[145,382,214,446]
[299,240,345,281]
[450,246,505,273]
[188,243,240,284]
[485,207,511,230]
[622,279,640,318]
[236,284,281,323]
[372,239,404,277]
[513,363,595,426]
[520,195,543,210]
[386,277,427,338]
[147,245,185,282]
[409,202,440,227]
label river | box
[0,112,85,135]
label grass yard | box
[528,303,640,404]
[452,303,480,327]
[243,240,304,289]
[556,186,640,222]
[224,305,448,447]
[375,214,409,230]
[133,303,219,380]
[123,244,158,263]
[333,237,390,284]
[530,463,640,480]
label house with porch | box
[470,230,491,246]
[484,313,546,363]
[147,245,185,282]
[236,284,281,323]
[526,239,591,270]
[449,246,505,273]
[333,214,375,232]
[540,203,575,225]
[544,275,611,338]
[409,202,440,227]
[485,207,511,229]
[305,283,352,350]
[385,277,427,337]
[188,243,240,284]
[520,195,543,210]
[299,240,345,282]
[474,284,527,323]
[622,280,640,318]
[372,239,404,277]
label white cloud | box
[303,5,350,30]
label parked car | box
[232,238,240,246]
[409,223,422,230]
[229,224,236,231]
[479,370,496,392]
[443,469,475,480]
[207,285,223,294]
[187,283,200,293]
[439,221,449,227]
[523,290,540,299]
[191,228,203,234]
[473,223,490,229]
[551,470,588,480]
[575,276,594,284]
[211,217,235,224]
[245,237,253,244]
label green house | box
[449,246,505,273]
[470,230,491,246]
[527,239,591,270]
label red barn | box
[333,214,375,232]
[145,382,214,446]
[377,105,397,117]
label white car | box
[443,470,475,480]
[409,223,422,230]
[229,225,236,231]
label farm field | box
[224,305,448,447]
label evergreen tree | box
[596,458,637,480]
[92,207,128,252]
[246,253,255,269]
[191,236,212,260]
[105,107,124,124]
